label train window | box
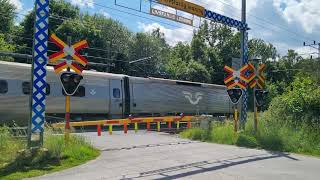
[62,86,85,97]
[0,80,8,94]
[22,82,31,95]
[22,82,50,95]
[113,88,120,98]
[176,81,202,87]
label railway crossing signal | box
[60,72,83,96]
[49,34,88,74]
[249,63,266,89]
[254,89,268,107]
[48,34,89,144]
[227,88,243,105]
[224,65,254,89]
[226,88,243,133]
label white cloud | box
[99,10,110,18]
[189,0,258,19]
[9,0,23,11]
[273,0,320,34]
[138,22,193,46]
[71,0,94,8]
[144,0,319,56]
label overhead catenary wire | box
[192,0,315,42]
[4,3,308,47]
[2,0,314,57]
[7,0,314,45]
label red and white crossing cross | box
[48,34,88,74]
[224,66,247,89]
[249,63,266,89]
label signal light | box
[60,72,83,96]
[227,88,243,104]
[255,89,268,107]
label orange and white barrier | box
[52,115,196,136]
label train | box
[0,61,232,126]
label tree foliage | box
[0,0,15,34]
[268,73,320,128]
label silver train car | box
[0,61,232,125]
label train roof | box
[0,61,226,89]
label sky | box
[9,0,320,57]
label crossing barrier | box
[52,115,196,136]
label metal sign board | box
[31,0,49,133]
[158,0,205,17]
[150,8,193,26]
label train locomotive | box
[0,61,232,125]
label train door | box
[110,79,123,118]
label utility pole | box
[303,41,320,59]
[240,0,247,129]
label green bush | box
[267,75,320,127]
[0,127,25,165]
[180,112,320,157]
[0,127,10,149]
[180,128,208,141]
[236,134,258,148]
[210,122,237,145]
[0,128,100,180]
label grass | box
[0,127,100,180]
[180,113,320,157]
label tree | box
[0,33,15,61]
[129,30,169,77]
[164,56,188,80]
[184,60,211,83]
[0,0,15,34]
[268,74,320,127]
[55,13,132,72]
[248,39,278,62]
[170,42,192,63]
[16,0,80,52]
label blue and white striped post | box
[240,32,249,127]
[29,0,49,146]
[204,7,249,129]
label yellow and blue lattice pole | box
[28,0,49,148]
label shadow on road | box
[121,152,298,180]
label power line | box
[93,0,310,48]
[4,0,312,59]
[9,0,313,45]
[6,2,308,46]
[192,0,314,42]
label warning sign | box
[150,8,193,26]
[158,0,205,17]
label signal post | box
[224,65,254,132]
[226,88,243,132]
[49,34,88,143]
[248,58,267,133]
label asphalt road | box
[31,131,320,180]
